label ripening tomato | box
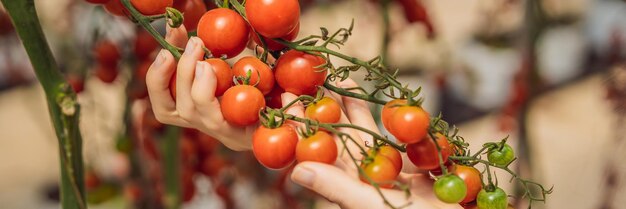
[360,154,399,189]
[433,175,467,203]
[67,74,85,93]
[94,40,120,67]
[487,144,515,167]
[103,0,127,17]
[134,30,159,60]
[251,23,299,51]
[131,0,172,15]
[86,0,110,4]
[477,187,508,209]
[296,131,337,164]
[233,56,274,95]
[305,97,341,123]
[274,50,327,95]
[204,58,233,96]
[181,0,207,31]
[454,165,482,204]
[252,125,298,169]
[197,8,249,58]
[369,145,402,173]
[406,133,451,170]
[265,85,285,109]
[381,99,407,129]
[95,65,119,83]
[387,105,430,144]
[245,0,300,38]
[220,85,266,126]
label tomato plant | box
[381,99,407,129]
[369,145,402,173]
[386,105,430,144]
[233,56,274,95]
[305,97,341,123]
[245,0,300,38]
[296,131,337,164]
[251,23,300,51]
[360,154,398,189]
[406,133,451,170]
[433,174,467,203]
[265,86,285,109]
[204,58,234,96]
[477,187,508,209]
[487,144,515,166]
[274,50,327,95]
[131,0,172,15]
[197,8,249,58]
[454,165,482,204]
[252,125,298,169]
[220,85,266,126]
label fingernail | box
[195,61,204,78]
[185,38,197,52]
[154,50,166,65]
[292,165,316,187]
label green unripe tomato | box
[477,187,508,209]
[433,174,467,203]
[487,144,515,166]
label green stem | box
[380,0,390,65]
[162,126,181,209]
[324,82,387,105]
[121,0,182,59]
[1,0,86,208]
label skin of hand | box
[286,79,463,209]
[146,23,255,151]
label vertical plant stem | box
[162,126,181,209]
[0,0,86,209]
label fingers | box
[176,37,206,121]
[165,23,189,48]
[146,49,191,127]
[190,61,225,123]
[291,162,381,208]
[337,78,381,145]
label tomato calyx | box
[233,68,262,86]
[165,7,184,28]
[259,108,286,129]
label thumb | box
[291,162,381,208]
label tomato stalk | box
[0,0,86,209]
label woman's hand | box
[146,23,255,151]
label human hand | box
[145,23,255,151]
[285,79,462,209]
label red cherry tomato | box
[369,145,402,173]
[406,133,451,170]
[199,155,226,177]
[381,99,407,129]
[232,56,274,95]
[204,58,233,96]
[454,165,482,204]
[94,40,121,67]
[265,85,285,109]
[67,74,85,93]
[103,0,128,17]
[181,0,207,31]
[252,125,298,169]
[387,106,430,144]
[220,85,266,126]
[95,65,119,83]
[296,131,337,164]
[274,50,327,95]
[134,30,159,60]
[181,167,196,202]
[169,73,177,99]
[131,0,172,15]
[197,8,250,58]
[360,154,398,189]
[305,97,341,123]
[251,23,300,51]
[172,0,187,10]
[245,0,300,38]
[85,0,110,4]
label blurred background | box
[0,0,625,208]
